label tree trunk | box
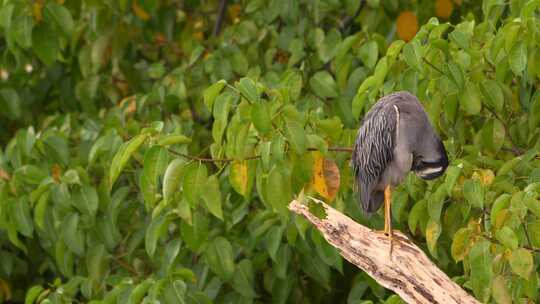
[288,199,480,304]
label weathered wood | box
[289,199,479,304]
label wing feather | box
[351,96,398,215]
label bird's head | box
[411,136,449,180]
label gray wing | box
[351,99,397,215]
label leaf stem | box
[422,58,444,74]
[483,235,540,254]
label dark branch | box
[341,1,365,34]
[213,0,228,36]
[483,235,540,254]
[422,58,444,74]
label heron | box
[351,91,449,255]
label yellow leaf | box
[0,279,11,301]
[396,11,418,42]
[230,161,248,196]
[451,228,471,262]
[228,4,242,22]
[310,152,340,202]
[495,209,510,229]
[132,1,150,21]
[426,219,441,253]
[32,2,43,22]
[492,275,511,304]
[472,169,495,186]
[0,168,10,181]
[435,0,454,19]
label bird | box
[351,91,449,255]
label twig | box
[213,0,228,36]
[483,106,523,155]
[483,235,540,254]
[422,58,444,74]
[522,222,533,249]
[166,147,353,163]
[114,257,139,276]
[340,0,365,34]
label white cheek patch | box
[418,166,443,177]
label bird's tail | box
[359,188,384,217]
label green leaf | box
[12,15,33,49]
[204,236,235,281]
[145,214,171,259]
[34,191,49,230]
[300,250,331,290]
[109,134,148,189]
[508,41,527,75]
[509,248,533,279]
[72,185,99,218]
[86,244,108,282]
[148,63,165,79]
[212,92,233,143]
[231,259,256,298]
[15,165,47,185]
[43,135,70,166]
[251,102,272,134]
[141,145,168,207]
[0,88,21,120]
[9,197,34,237]
[163,159,186,204]
[183,162,208,207]
[204,80,227,110]
[159,238,182,276]
[267,166,291,214]
[491,275,511,304]
[495,226,518,250]
[285,119,307,155]
[480,80,504,112]
[157,134,191,146]
[237,77,259,103]
[0,4,14,30]
[402,41,423,72]
[446,62,464,91]
[266,226,282,261]
[352,91,368,119]
[32,23,58,66]
[44,2,74,37]
[62,213,85,256]
[463,179,484,209]
[25,286,45,304]
[128,279,153,304]
[444,165,462,196]
[310,71,338,98]
[469,240,493,302]
[386,40,405,61]
[358,41,378,69]
[201,175,223,220]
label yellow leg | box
[384,185,393,256]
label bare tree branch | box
[213,0,228,36]
[289,199,480,304]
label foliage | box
[0,0,539,303]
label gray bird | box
[351,91,449,253]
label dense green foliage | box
[0,0,539,303]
